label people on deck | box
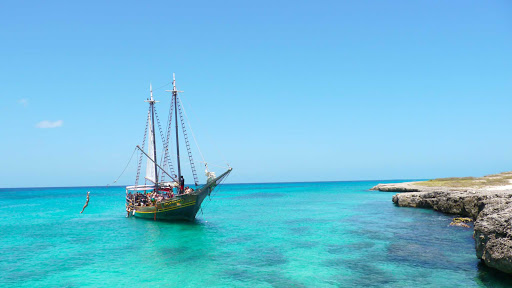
[180,176,185,194]
[127,180,195,208]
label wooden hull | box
[132,191,205,221]
[127,168,232,222]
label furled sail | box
[145,113,156,183]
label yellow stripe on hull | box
[134,202,196,214]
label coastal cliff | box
[371,172,512,274]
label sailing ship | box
[125,74,232,221]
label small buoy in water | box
[133,210,136,216]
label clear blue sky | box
[1,1,511,187]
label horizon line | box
[0,178,427,190]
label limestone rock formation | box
[371,172,512,274]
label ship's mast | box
[145,84,159,187]
[167,73,183,181]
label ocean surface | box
[2,181,512,287]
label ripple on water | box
[326,258,396,287]
[285,217,330,224]
[160,246,188,258]
[476,262,512,287]
[223,268,306,287]
[160,246,205,265]
[386,242,453,271]
[232,192,285,200]
[292,240,319,249]
[218,235,254,245]
[288,225,311,236]
[349,227,393,241]
[258,271,308,288]
[2,242,53,263]
[5,183,512,287]
[327,241,375,255]
[223,268,253,283]
[4,250,97,284]
[239,247,288,267]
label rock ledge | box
[371,177,512,274]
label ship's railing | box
[126,184,156,191]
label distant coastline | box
[371,172,512,275]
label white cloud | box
[18,98,28,106]
[36,120,63,128]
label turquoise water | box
[2,181,512,287]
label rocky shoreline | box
[371,174,512,274]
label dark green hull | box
[132,188,208,221]
[127,168,231,221]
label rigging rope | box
[153,81,173,92]
[177,99,230,167]
[177,95,199,186]
[154,106,177,181]
[200,172,230,214]
[198,161,228,170]
[164,96,176,177]
[135,107,151,187]
[154,107,167,182]
[178,97,206,165]
[107,147,137,187]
